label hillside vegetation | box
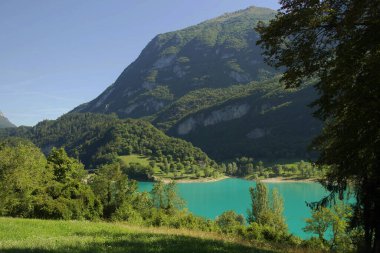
[0,138,352,252]
[0,113,215,176]
[70,7,321,162]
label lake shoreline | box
[153,175,318,184]
[259,177,319,183]
[156,175,229,184]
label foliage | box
[0,138,47,217]
[0,113,214,177]
[151,181,185,213]
[0,139,102,220]
[247,181,288,240]
[304,202,354,252]
[215,210,245,234]
[223,158,324,180]
[256,0,380,250]
[88,162,139,219]
[122,162,155,181]
[0,139,329,250]
[141,85,174,101]
[41,148,102,220]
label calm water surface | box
[138,178,328,239]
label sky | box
[0,0,280,126]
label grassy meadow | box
[0,217,280,253]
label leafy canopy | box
[256,0,380,251]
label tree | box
[45,148,102,220]
[0,138,47,217]
[48,147,86,184]
[304,202,353,251]
[89,162,137,219]
[0,140,102,220]
[256,1,380,251]
[151,181,184,213]
[247,181,287,234]
[247,181,269,224]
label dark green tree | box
[89,162,137,219]
[256,1,380,251]
[45,148,102,220]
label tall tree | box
[247,181,269,224]
[247,181,287,234]
[256,1,380,251]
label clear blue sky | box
[0,0,280,126]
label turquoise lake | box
[138,178,329,239]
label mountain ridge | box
[0,111,16,128]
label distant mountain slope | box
[0,112,16,128]
[71,6,321,162]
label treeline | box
[221,157,324,179]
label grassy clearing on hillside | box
[119,154,217,180]
[0,217,277,253]
[119,154,153,167]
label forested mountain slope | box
[0,113,212,169]
[71,6,321,162]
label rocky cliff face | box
[71,6,322,162]
[177,104,251,135]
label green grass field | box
[0,217,277,253]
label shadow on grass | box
[1,230,276,253]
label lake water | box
[138,178,328,239]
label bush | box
[215,210,245,234]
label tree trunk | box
[373,185,380,253]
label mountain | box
[72,6,322,162]
[0,112,16,128]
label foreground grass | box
[0,217,278,253]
